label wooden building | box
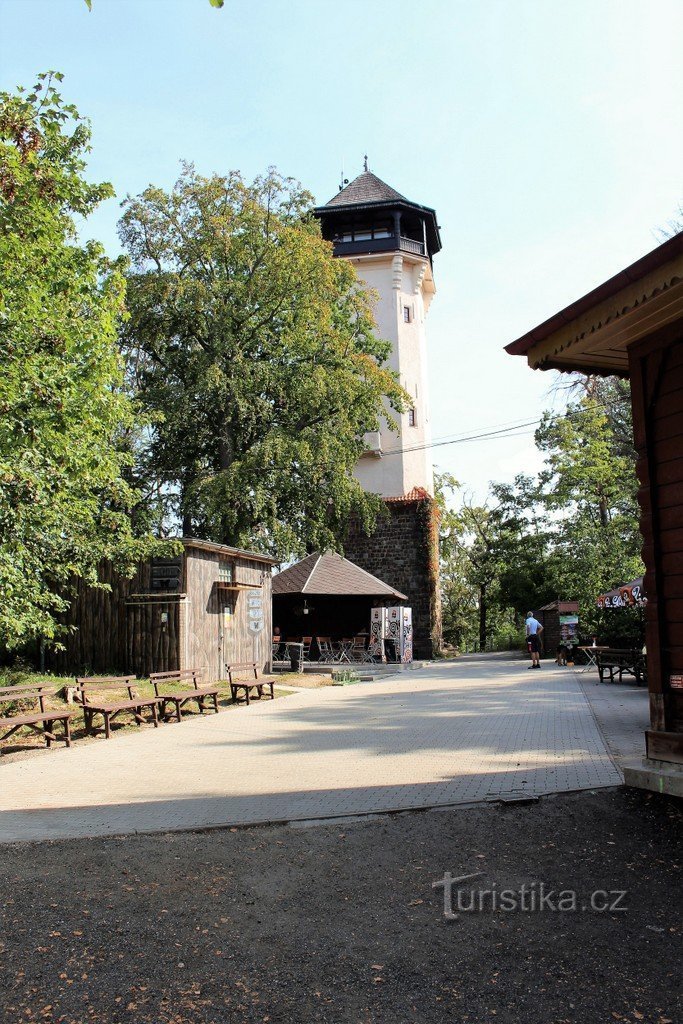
[506,230,683,770]
[49,539,275,681]
[537,601,580,656]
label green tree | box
[0,73,154,649]
[534,391,643,640]
[119,165,407,558]
[437,380,642,651]
[437,475,524,650]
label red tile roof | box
[384,487,432,504]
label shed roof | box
[182,537,278,565]
[539,600,579,613]
[272,552,408,600]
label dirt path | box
[0,788,680,1023]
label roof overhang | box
[181,537,278,565]
[505,232,683,376]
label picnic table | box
[595,648,647,686]
[576,646,610,673]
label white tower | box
[314,167,441,499]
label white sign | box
[246,590,263,634]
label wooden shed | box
[49,539,275,682]
[537,601,580,655]
[506,230,683,768]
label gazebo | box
[272,552,407,657]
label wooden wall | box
[630,332,683,760]
[48,559,184,678]
[48,546,272,681]
[48,561,145,675]
[185,548,273,681]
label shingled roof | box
[272,552,407,600]
[323,171,407,209]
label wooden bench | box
[596,649,647,686]
[0,685,73,752]
[226,662,276,705]
[149,669,219,722]
[75,676,162,739]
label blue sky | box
[2,0,681,502]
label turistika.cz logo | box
[432,871,628,920]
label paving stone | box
[0,657,645,843]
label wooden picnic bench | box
[226,662,276,705]
[149,669,219,722]
[0,685,73,752]
[596,648,647,686]
[75,676,161,739]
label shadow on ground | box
[0,788,680,1024]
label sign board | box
[670,674,683,690]
[246,590,263,634]
[150,556,182,591]
[559,614,579,640]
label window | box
[218,561,234,584]
[403,306,411,323]
[408,407,417,427]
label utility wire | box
[379,397,630,458]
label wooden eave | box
[505,233,683,375]
[181,537,278,565]
[214,581,261,591]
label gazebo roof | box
[272,552,407,600]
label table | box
[576,646,610,673]
[334,639,354,664]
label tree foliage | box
[439,381,644,650]
[120,166,407,558]
[0,73,155,649]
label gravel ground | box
[0,788,680,1024]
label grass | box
[0,667,294,759]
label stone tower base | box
[345,488,442,660]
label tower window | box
[408,407,417,427]
[403,306,412,323]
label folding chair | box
[349,636,373,663]
[316,636,336,663]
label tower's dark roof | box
[324,171,407,208]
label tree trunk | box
[218,422,235,545]
[479,584,487,650]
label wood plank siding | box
[630,335,683,747]
[47,542,273,682]
[184,547,273,681]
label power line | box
[379,397,631,458]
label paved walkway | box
[0,656,648,843]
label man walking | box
[525,611,544,669]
